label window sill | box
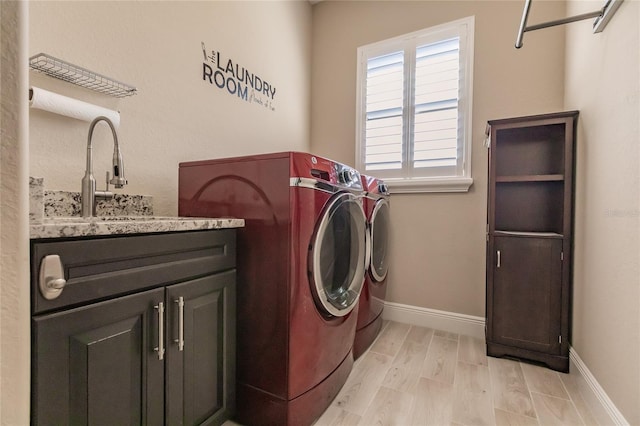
[385,177,473,194]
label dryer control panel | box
[290,152,363,192]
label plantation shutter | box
[412,37,460,172]
[363,38,461,176]
[364,51,404,171]
[356,16,474,192]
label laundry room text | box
[201,42,276,112]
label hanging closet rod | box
[515,0,624,49]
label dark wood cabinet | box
[165,272,236,426]
[33,287,165,425]
[31,230,236,425]
[491,236,563,353]
[486,111,578,372]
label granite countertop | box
[30,216,245,239]
[29,177,244,239]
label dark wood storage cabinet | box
[486,111,578,372]
[31,230,236,425]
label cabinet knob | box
[39,255,67,300]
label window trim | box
[355,16,475,194]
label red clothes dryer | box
[179,152,368,425]
[354,175,390,359]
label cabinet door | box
[491,236,563,354]
[165,270,236,425]
[32,287,165,426]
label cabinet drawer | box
[31,229,236,314]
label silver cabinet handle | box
[39,255,67,300]
[154,302,165,360]
[497,250,501,268]
[174,297,184,351]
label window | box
[355,17,475,193]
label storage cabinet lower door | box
[489,236,563,354]
[165,270,236,426]
[32,287,165,426]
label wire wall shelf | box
[29,53,137,98]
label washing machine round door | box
[369,198,390,282]
[310,192,367,317]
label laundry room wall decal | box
[201,42,277,112]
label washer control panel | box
[335,163,361,188]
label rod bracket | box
[515,0,624,49]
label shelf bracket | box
[515,0,624,49]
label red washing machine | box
[178,152,368,425]
[353,175,390,359]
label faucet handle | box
[95,171,114,201]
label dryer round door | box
[370,198,390,282]
[310,192,367,317]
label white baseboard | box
[381,301,485,339]
[569,347,630,426]
[382,301,629,425]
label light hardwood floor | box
[313,320,599,426]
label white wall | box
[1,2,311,424]
[564,1,640,424]
[17,1,640,423]
[311,0,566,317]
[0,1,31,424]
[29,1,312,216]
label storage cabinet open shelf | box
[494,230,563,238]
[486,111,578,372]
[495,180,564,233]
[496,174,564,182]
[495,123,566,176]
